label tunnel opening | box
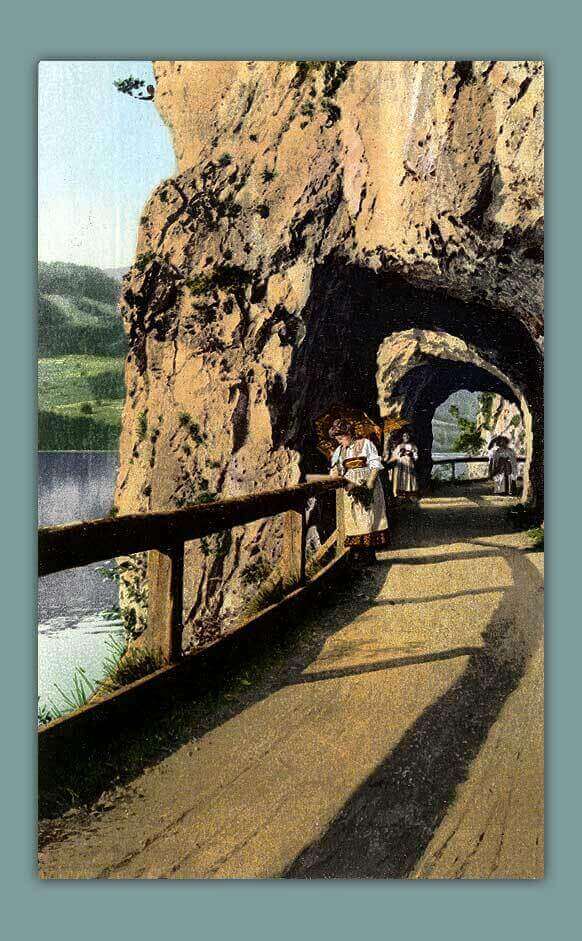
[432,389,525,485]
[433,390,483,456]
[275,259,542,508]
[377,352,526,491]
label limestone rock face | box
[115,60,544,647]
[479,395,525,452]
[455,396,525,482]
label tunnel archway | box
[276,262,542,508]
[375,329,530,494]
[433,389,525,481]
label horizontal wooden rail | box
[432,455,526,465]
[38,544,354,775]
[38,478,346,577]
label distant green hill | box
[38,262,127,451]
[38,262,126,358]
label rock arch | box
[278,264,543,508]
[375,329,536,498]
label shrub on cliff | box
[450,405,484,454]
[113,76,154,100]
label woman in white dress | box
[488,435,518,495]
[329,418,389,560]
[390,430,419,499]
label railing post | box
[146,543,184,663]
[283,502,307,587]
[451,461,456,483]
[335,486,346,556]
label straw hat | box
[315,404,383,458]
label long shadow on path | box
[40,482,542,880]
[285,525,543,878]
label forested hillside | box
[38,262,126,450]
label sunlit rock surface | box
[115,60,544,646]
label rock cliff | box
[478,394,526,453]
[114,60,544,647]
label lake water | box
[38,452,124,715]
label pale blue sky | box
[38,61,176,269]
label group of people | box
[328,418,420,563]
[326,418,520,564]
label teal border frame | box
[2,0,578,936]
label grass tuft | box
[44,667,95,721]
[526,525,544,550]
[100,638,164,692]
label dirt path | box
[39,485,544,879]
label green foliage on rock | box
[321,98,341,124]
[241,558,272,586]
[294,61,326,85]
[186,265,250,296]
[479,392,495,430]
[100,636,163,692]
[526,525,544,550]
[293,61,354,125]
[185,273,213,295]
[135,251,157,273]
[322,61,355,97]
[449,404,484,454]
[137,411,148,442]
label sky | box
[38,61,176,269]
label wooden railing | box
[432,455,526,482]
[38,478,347,665]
